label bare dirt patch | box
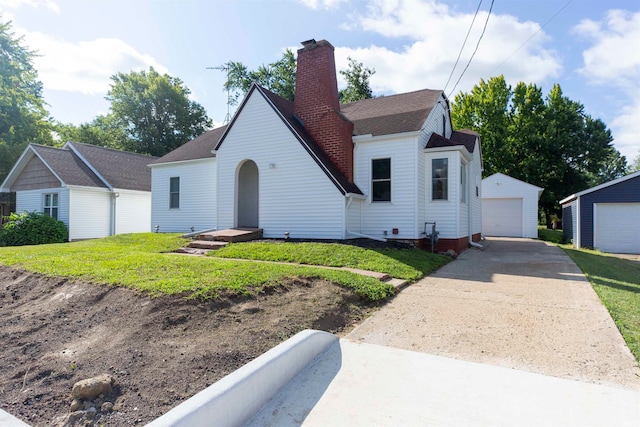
[0,266,378,426]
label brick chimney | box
[293,39,354,183]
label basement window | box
[43,193,59,220]
[432,158,448,200]
[169,177,180,209]
[372,158,391,202]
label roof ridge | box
[340,88,443,108]
[68,141,158,159]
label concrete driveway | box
[348,237,640,390]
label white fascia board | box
[1,144,66,190]
[149,157,216,168]
[66,185,111,193]
[425,145,472,161]
[570,170,640,200]
[345,192,367,200]
[353,131,421,144]
[559,194,577,205]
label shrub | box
[0,211,68,246]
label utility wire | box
[447,0,495,99]
[442,0,484,95]
[488,0,574,76]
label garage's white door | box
[482,198,523,237]
[594,203,640,254]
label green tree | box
[0,19,53,183]
[339,57,375,103]
[55,115,128,149]
[224,49,297,105]
[105,67,211,156]
[630,152,640,172]
[452,76,626,225]
[224,51,375,105]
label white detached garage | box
[482,173,543,238]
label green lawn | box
[210,241,449,281]
[538,226,563,244]
[563,247,640,363]
[0,233,448,302]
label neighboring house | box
[150,39,483,252]
[481,173,543,238]
[560,171,640,254]
[0,142,157,241]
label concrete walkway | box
[348,237,640,390]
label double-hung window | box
[169,177,180,209]
[372,158,391,202]
[43,193,58,220]
[432,158,448,200]
[460,163,467,203]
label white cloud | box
[297,0,345,10]
[22,31,168,96]
[335,0,561,98]
[575,9,640,87]
[573,9,640,160]
[0,0,60,14]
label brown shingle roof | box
[31,144,107,188]
[450,130,478,153]
[152,126,227,165]
[426,131,478,152]
[68,142,157,191]
[341,89,443,136]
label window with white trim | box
[372,158,391,202]
[43,193,58,220]
[169,177,180,209]
[432,158,448,200]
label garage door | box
[594,203,640,254]
[482,198,523,237]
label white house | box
[482,173,543,238]
[150,39,483,253]
[0,142,157,241]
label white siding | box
[482,173,541,238]
[421,94,450,138]
[470,141,483,236]
[346,198,362,236]
[424,151,462,239]
[217,91,345,239]
[68,187,111,240]
[16,187,70,228]
[115,190,152,234]
[355,135,419,240]
[150,159,217,233]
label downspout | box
[110,191,119,236]
[345,194,387,242]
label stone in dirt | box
[71,374,114,401]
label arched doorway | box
[237,160,259,228]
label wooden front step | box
[188,240,229,250]
[198,228,263,243]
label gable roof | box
[215,84,363,196]
[152,126,228,165]
[425,131,478,153]
[341,89,443,136]
[559,170,640,205]
[66,142,157,191]
[1,143,157,193]
[31,144,107,188]
[482,173,544,193]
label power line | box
[488,0,574,76]
[447,0,495,99]
[443,0,484,95]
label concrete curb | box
[0,410,31,427]
[146,329,338,427]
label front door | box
[237,160,259,228]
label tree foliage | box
[339,57,376,103]
[0,19,53,183]
[630,152,640,173]
[105,67,212,156]
[452,75,627,224]
[223,51,375,105]
[55,115,128,150]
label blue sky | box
[2,0,639,161]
